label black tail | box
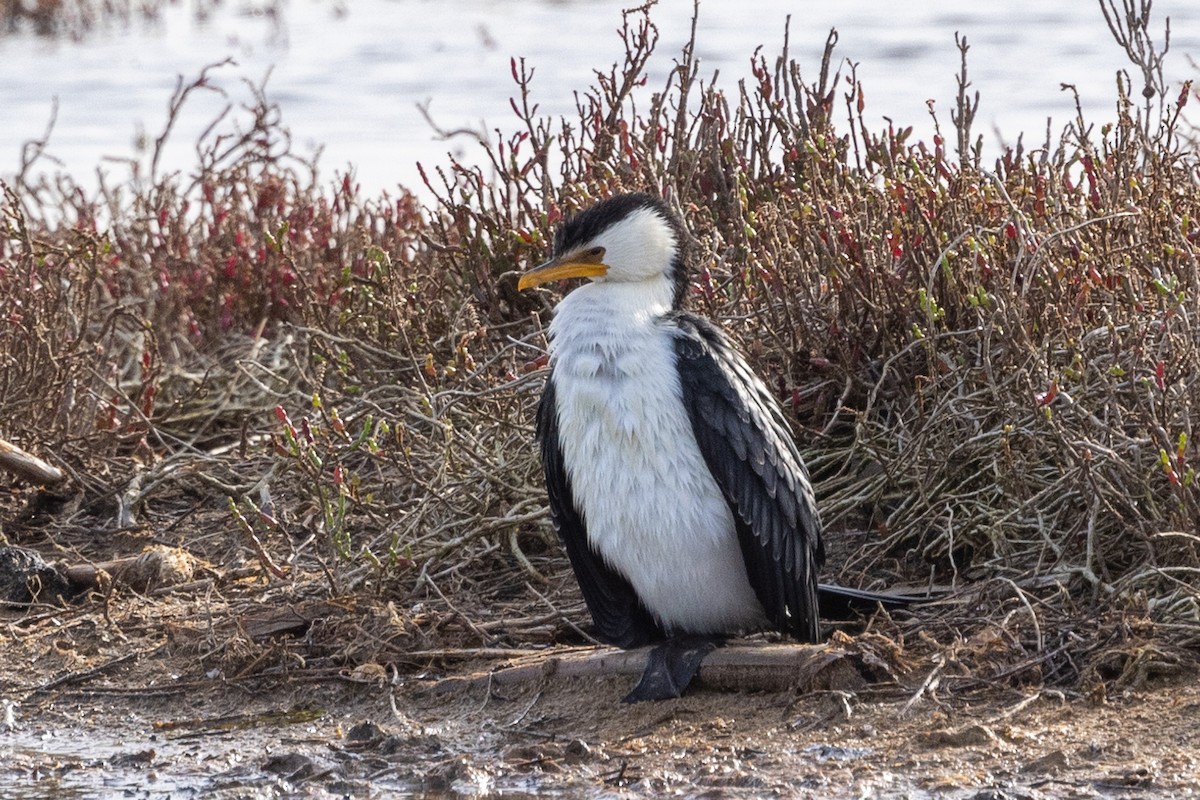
[817,583,936,619]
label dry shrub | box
[0,0,164,38]
[2,3,1198,685]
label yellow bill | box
[517,249,608,290]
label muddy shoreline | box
[4,640,1197,798]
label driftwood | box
[61,545,198,594]
[0,438,65,485]
[430,642,868,696]
[0,544,200,605]
[162,598,357,649]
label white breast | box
[549,283,767,635]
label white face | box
[587,207,678,284]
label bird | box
[518,193,900,702]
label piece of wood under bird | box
[518,193,918,702]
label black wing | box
[536,373,666,648]
[671,313,826,643]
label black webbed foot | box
[622,636,719,703]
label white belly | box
[549,290,767,635]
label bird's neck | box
[547,277,676,365]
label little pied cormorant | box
[518,193,882,701]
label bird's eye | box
[588,246,605,258]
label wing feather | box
[670,313,825,642]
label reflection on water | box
[2,0,1198,196]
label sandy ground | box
[3,634,1199,799]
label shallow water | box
[3,0,1199,196]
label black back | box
[670,312,825,643]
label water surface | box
[3,0,1198,195]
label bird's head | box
[517,193,688,308]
